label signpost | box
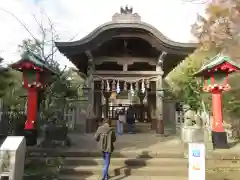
[188,143,205,180]
[0,136,26,180]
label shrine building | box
[56,7,197,134]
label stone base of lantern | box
[24,129,38,146]
[212,131,229,149]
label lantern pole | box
[25,88,38,130]
[211,90,224,133]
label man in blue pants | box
[95,118,116,180]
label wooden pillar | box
[156,66,164,134]
[103,91,111,124]
[146,90,151,123]
[138,92,146,123]
[87,56,95,131]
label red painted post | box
[25,88,38,130]
[211,90,224,133]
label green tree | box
[14,11,82,123]
[0,57,24,103]
[166,50,216,111]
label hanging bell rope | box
[130,82,135,96]
[135,81,139,91]
[101,80,104,90]
[141,79,145,93]
[112,80,116,91]
[106,80,110,91]
[146,80,150,89]
[116,80,120,93]
[124,81,127,91]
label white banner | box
[188,143,205,180]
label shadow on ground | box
[228,138,240,148]
[112,151,153,180]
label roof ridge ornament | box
[112,5,141,22]
[120,5,133,14]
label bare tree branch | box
[0,8,38,43]
[31,13,46,58]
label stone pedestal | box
[204,129,214,151]
[0,136,26,180]
[181,126,204,157]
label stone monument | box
[0,136,26,180]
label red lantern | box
[11,51,57,145]
[195,54,240,149]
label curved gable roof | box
[55,7,198,56]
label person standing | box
[126,105,136,134]
[94,118,116,180]
[117,108,125,135]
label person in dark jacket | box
[126,105,136,134]
[94,118,116,180]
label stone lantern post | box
[194,54,240,149]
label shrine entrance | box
[106,104,148,122]
[56,7,196,135]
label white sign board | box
[0,136,26,180]
[188,143,205,180]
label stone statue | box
[194,113,203,128]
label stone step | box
[27,147,240,160]
[62,157,186,166]
[58,172,240,180]
[27,149,184,158]
[28,156,240,169]
[60,165,187,177]
[59,175,188,180]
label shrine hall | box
[55,7,197,134]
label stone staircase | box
[58,151,188,180]
[27,147,240,180]
[27,132,240,180]
[59,158,187,180]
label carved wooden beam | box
[93,76,158,82]
[158,51,167,66]
[93,70,163,76]
[85,50,93,60]
[156,51,167,72]
[94,56,156,66]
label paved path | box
[68,133,183,152]
[61,175,188,180]
[66,132,240,154]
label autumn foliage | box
[192,0,240,58]
[167,0,240,134]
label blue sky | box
[0,0,206,68]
